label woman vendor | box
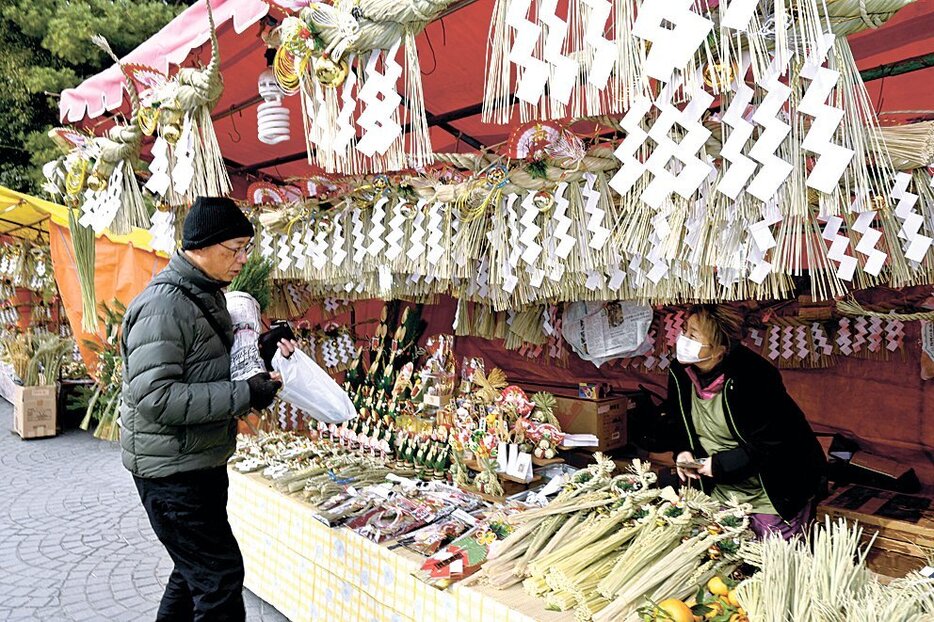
[661,305,826,539]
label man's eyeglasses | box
[219,241,254,258]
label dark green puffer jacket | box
[119,252,251,478]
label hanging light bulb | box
[257,63,291,145]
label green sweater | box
[691,387,777,515]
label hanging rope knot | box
[857,0,883,29]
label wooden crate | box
[818,484,933,577]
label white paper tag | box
[507,443,519,474]
[497,441,508,472]
[513,453,534,483]
[451,509,478,527]
[537,472,570,497]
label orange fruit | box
[704,600,724,620]
[707,576,730,596]
[727,589,740,607]
[656,598,696,622]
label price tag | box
[507,452,534,483]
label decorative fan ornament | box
[505,121,566,160]
[247,182,286,205]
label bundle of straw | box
[2,332,32,383]
[735,517,934,621]
[25,334,73,386]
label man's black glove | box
[247,372,282,411]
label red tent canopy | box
[60,0,934,187]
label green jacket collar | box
[170,251,228,292]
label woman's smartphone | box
[676,458,706,470]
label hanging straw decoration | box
[171,0,230,199]
[267,0,462,174]
[482,0,650,123]
[244,0,934,308]
[88,35,150,235]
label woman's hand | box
[676,451,701,482]
[697,458,713,478]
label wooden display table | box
[227,469,573,622]
[818,484,934,578]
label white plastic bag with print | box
[271,349,356,424]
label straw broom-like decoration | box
[869,121,934,171]
[25,334,73,386]
[89,35,150,234]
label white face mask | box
[676,334,711,365]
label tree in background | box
[0,0,193,194]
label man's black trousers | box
[134,466,245,622]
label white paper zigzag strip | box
[799,33,854,194]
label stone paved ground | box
[0,400,289,622]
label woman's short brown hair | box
[687,304,745,351]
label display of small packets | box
[396,510,477,556]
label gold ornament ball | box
[703,62,738,89]
[162,123,182,145]
[314,56,349,88]
[533,190,554,213]
[138,107,160,137]
[86,173,107,192]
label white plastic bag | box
[272,349,356,424]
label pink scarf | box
[685,367,726,400]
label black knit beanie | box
[182,196,254,250]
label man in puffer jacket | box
[120,196,282,621]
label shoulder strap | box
[153,279,232,350]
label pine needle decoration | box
[229,254,273,312]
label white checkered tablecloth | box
[227,470,572,622]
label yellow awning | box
[0,185,166,255]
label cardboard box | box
[818,484,934,578]
[12,384,57,439]
[553,395,629,452]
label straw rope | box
[836,298,934,320]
